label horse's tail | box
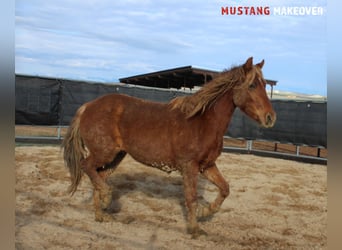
[62,105,88,195]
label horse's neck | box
[203,90,236,135]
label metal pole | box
[57,126,61,139]
[246,140,253,153]
[296,145,300,156]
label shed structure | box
[119,66,277,92]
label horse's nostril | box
[266,113,273,126]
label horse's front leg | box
[182,162,207,238]
[198,163,229,218]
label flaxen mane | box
[169,64,250,118]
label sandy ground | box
[15,146,327,249]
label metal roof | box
[119,66,277,90]
[119,66,219,89]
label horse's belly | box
[124,141,179,173]
[129,153,178,173]
[147,161,178,173]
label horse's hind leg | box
[97,151,127,209]
[82,151,126,219]
[198,164,229,218]
[92,189,112,222]
[98,151,127,180]
[80,154,113,222]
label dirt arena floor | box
[15,146,327,249]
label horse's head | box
[233,57,276,128]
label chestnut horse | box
[62,57,276,237]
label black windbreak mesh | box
[227,101,326,147]
[15,75,326,147]
[15,76,60,125]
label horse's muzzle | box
[264,112,276,128]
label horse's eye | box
[249,82,257,90]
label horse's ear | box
[243,57,253,72]
[256,59,265,69]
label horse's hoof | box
[119,215,135,224]
[95,212,113,222]
[100,192,112,209]
[197,204,211,218]
[187,226,208,239]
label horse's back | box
[78,93,176,161]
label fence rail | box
[15,125,327,165]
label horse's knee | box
[221,183,230,198]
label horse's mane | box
[169,64,247,119]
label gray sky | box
[15,0,327,95]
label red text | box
[221,6,271,15]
